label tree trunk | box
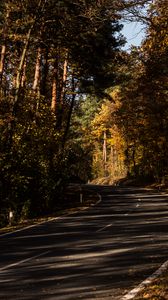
[7,0,44,150]
[55,53,68,129]
[14,27,32,106]
[51,58,58,113]
[0,8,10,87]
[62,75,76,149]
[14,0,45,106]
[103,131,107,176]
[60,55,68,104]
[21,61,27,88]
[40,47,48,96]
[33,47,42,93]
[0,45,6,85]
[103,131,107,162]
[110,145,114,177]
[132,146,136,176]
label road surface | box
[0,186,168,300]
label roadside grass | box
[0,187,100,235]
[133,272,168,300]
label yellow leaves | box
[91,99,117,137]
[143,0,168,56]
[90,94,125,149]
[91,97,126,154]
[110,86,122,108]
[91,102,111,139]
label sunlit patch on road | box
[0,187,168,299]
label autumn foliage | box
[0,0,167,226]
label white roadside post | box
[80,193,83,203]
[9,210,14,226]
[79,185,83,203]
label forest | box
[0,0,167,226]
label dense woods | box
[115,0,168,183]
[0,0,167,226]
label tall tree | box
[1,0,139,224]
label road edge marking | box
[96,223,112,232]
[120,260,168,300]
[0,250,51,272]
[0,217,61,238]
[0,194,102,238]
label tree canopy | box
[1,0,167,227]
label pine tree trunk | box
[14,0,44,105]
[55,53,68,129]
[110,145,114,177]
[40,47,48,96]
[14,27,32,106]
[0,45,6,85]
[0,8,10,87]
[103,131,107,163]
[60,55,68,104]
[103,131,107,176]
[21,61,27,88]
[62,75,76,149]
[5,0,45,151]
[51,58,58,113]
[33,47,42,93]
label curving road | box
[0,186,168,300]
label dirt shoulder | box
[133,270,168,300]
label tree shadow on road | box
[0,186,168,300]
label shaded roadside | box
[117,181,168,300]
[132,271,168,300]
[0,184,101,235]
[1,183,168,300]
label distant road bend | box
[0,186,168,300]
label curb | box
[120,260,168,300]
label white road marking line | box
[0,217,60,238]
[120,260,168,300]
[96,223,112,232]
[0,194,102,238]
[0,250,51,272]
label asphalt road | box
[1,186,168,300]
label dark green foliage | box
[0,93,94,223]
[0,0,127,226]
